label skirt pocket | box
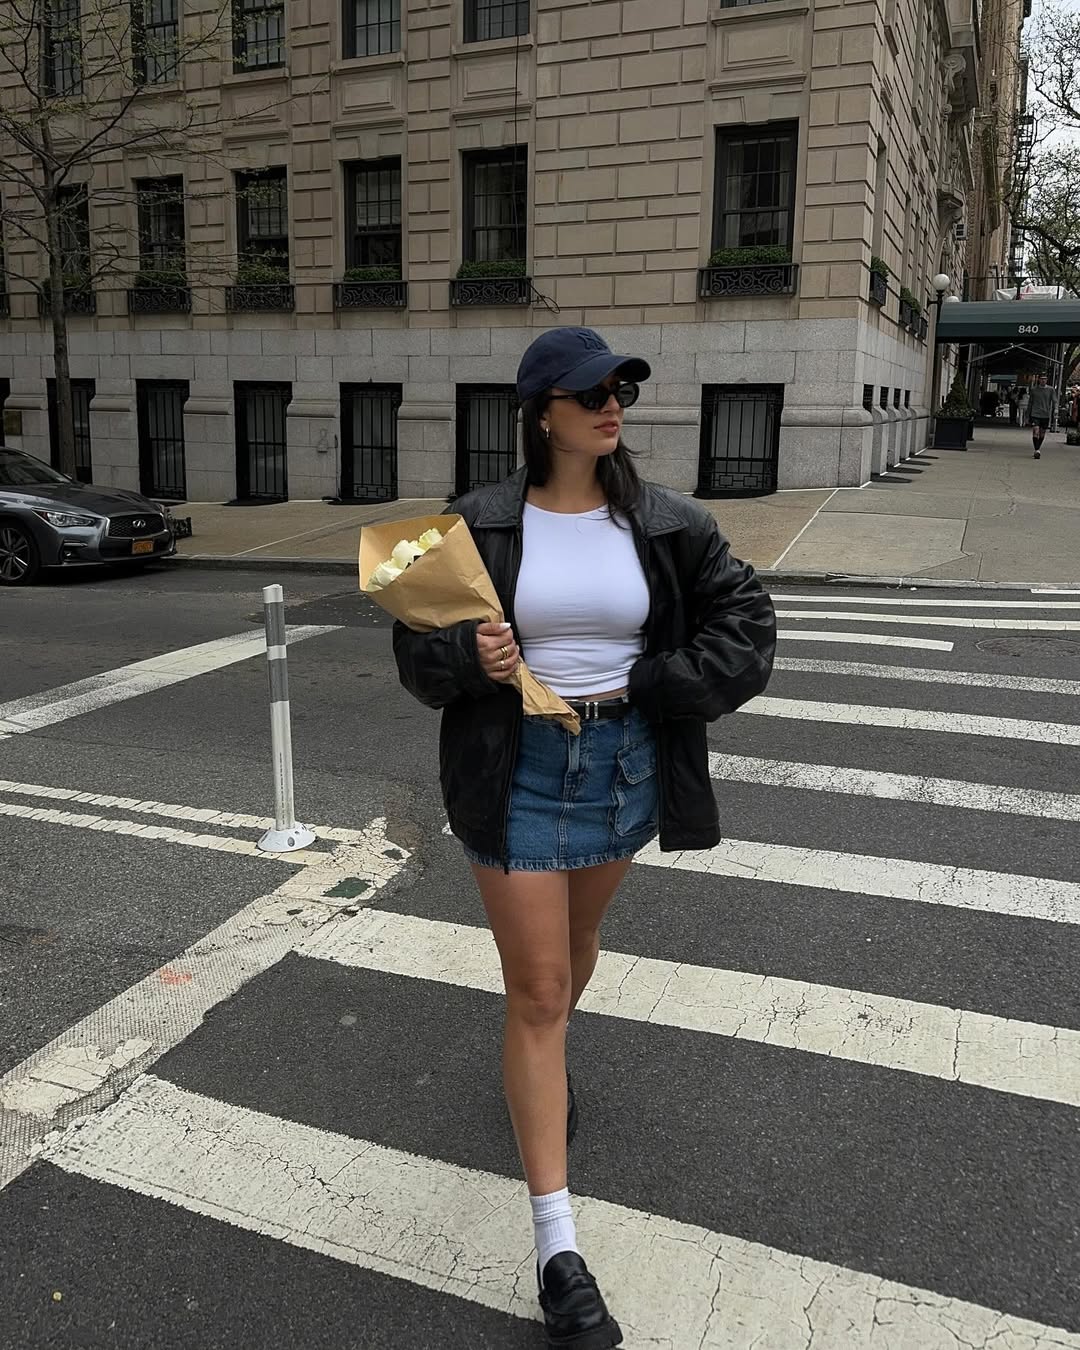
[613,739,658,838]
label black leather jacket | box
[393,469,776,864]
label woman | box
[394,327,776,1347]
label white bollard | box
[257,584,316,853]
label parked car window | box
[0,449,71,487]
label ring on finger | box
[499,645,509,661]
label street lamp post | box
[929,272,956,433]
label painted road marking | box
[40,1074,1080,1349]
[779,594,1080,609]
[739,696,1080,745]
[0,821,409,1188]
[0,626,338,737]
[773,657,1080,696]
[709,753,1080,823]
[0,800,323,865]
[776,610,1080,631]
[635,837,1080,926]
[0,779,368,844]
[304,908,1080,1108]
[778,630,954,651]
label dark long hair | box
[520,394,642,518]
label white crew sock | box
[530,1187,580,1281]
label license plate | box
[131,538,154,555]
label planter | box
[334,279,407,309]
[225,282,295,313]
[933,415,970,449]
[869,271,888,306]
[450,275,531,306]
[699,263,798,298]
[899,298,913,329]
[38,285,96,316]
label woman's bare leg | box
[472,865,571,1196]
[567,858,634,1014]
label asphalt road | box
[1,561,1079,1349]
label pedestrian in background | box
[394,327,776,1348]
[1016,384,1029,427]
[1008,386,1019,425]
[1028,373,1056,459]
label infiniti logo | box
[132,518,146,528]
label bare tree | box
[1029,1,1080,130]
[0,0,278,475]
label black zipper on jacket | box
[498,519,525,873]
[632,520,666,840]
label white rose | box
[390,538,424,570]
[417,528,443,552]
[368,559,404,591]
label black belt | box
[565,696,631,722]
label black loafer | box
[567,1072,578,1146]
[537,1252,622,1349]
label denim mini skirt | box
[464,706,659,872]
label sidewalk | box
[171,423,1080,586]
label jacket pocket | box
[613,739,658,838]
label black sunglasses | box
[548,382,640,412]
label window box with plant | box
[699,245,797,299]
[38,276,96,316]
[451,258,530,307]
[869,256,889,306]
[899,285,922,332]
[226,257,294,312]
[128,266,191,314]
[933,373,974,449]
[335,265,407,309]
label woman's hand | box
[477,622,520,682]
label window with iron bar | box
[233,0,285,71]
[57,184,91,280]
[137,177,186,274]
[464,0,529,42]
[713,125,797,251]
[44,0,82,95]
[345,160,402,268]
[344,0,400,58]
[132,0,179,84]
[236,169,289,272]
[462,148,527,263]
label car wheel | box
[0,522,41,585]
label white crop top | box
[513,502,650,698]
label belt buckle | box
[585,700,599,722]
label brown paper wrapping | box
[359,514,581,734]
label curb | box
[166,554,1080,592]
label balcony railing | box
[225,282,295,313]
[450,274,531,306]
[698,263,798,299]
[128,282,192,315]
[37,284,96,316]
[334,279,408,309]
[869,271,888,306]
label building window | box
[697,385,784,498]
[137,381,188,500]
[44,0,82,95]
[344,0,399,57]
[713,125,797,252]
[455,385,519,494]
[463,148,527,264]
[233,0,285,71]
[862,385,874,412]
[345,160,401,269]
[57,184,91,281]
[47,378,95,483]
[136,177,185,275]
[465,0,529,41]
[235,383,291,500]
[904,390,911,408]
[893,388,901,409]
[236,168,289,276]
[132,0,179,84]
[341,385,401,501]
[879,387,889,409]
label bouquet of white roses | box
[359,515,580,733]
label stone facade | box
[0,0,1016,501]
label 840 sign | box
[1017,323,1041,335]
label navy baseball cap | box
[516,327,651,402]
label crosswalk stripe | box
[779,594,1080,609]
[0,778,367,843]
[773,657,1080,696]
[778,629,954,650]
[777,609,1080,631]
[709,752,1080,822]
[0,800,323,865]
[42,1074,1080,1349]
[740,696,1080,744]
[635,837,1080,926]
[300,909,1080,1108]
[0,626,338,738]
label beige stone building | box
[0,0,1024,503]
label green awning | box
[936,300,1080,342]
